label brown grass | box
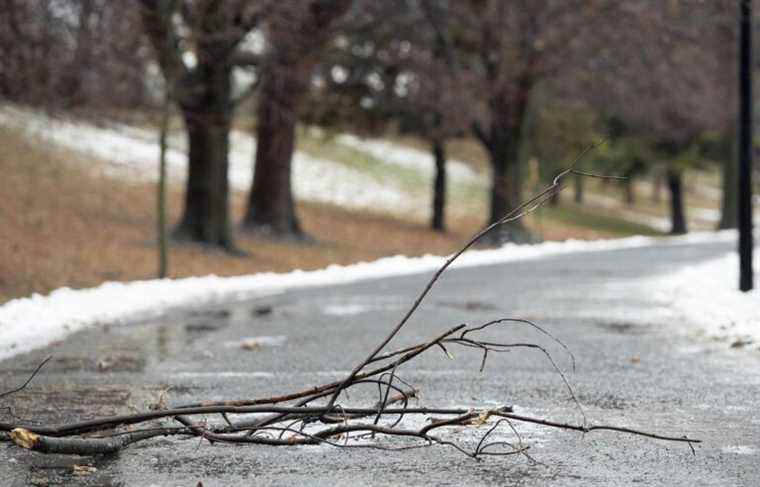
[0,127,661,304]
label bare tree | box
[574,1,736,235]
[242,0,353,239]
[309,0,479,232]
[0,0,150,109]
[434,0,610,243]
[413,0,477,232]
[138,0,261,250]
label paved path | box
[1,239,759,486]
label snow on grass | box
[647,247,760,346]
[335,134,484,185]
[0,231,736,360]
[0,104,423,218]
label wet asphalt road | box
[1,239,759,486]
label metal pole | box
[738,0,754,292]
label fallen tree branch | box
[9,427,179,455]
[1,151,701,460]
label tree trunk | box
[651,172,663,203]
[486,133,531,243]
[242,0,352,239]
[174,109,233,248]
[718,151,738,229]
[477,91,533,244]
[173,45,235,249]
[139,2,241,251]
[430,138,447,232]
[58,0,94,106]
[574,171,584,203]
[243,63,309,239]
[622,178,635,206]
[667,168,688,235]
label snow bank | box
[0,232,734,360]
[648,249,760,345]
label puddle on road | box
[127,316,233,364]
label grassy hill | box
[2,114,726,304]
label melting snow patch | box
[643,248,760,345]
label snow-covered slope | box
[0,105,423,218]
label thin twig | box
[0,356,52,402]
[326,141,605,410]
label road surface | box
[1,239,758,486]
